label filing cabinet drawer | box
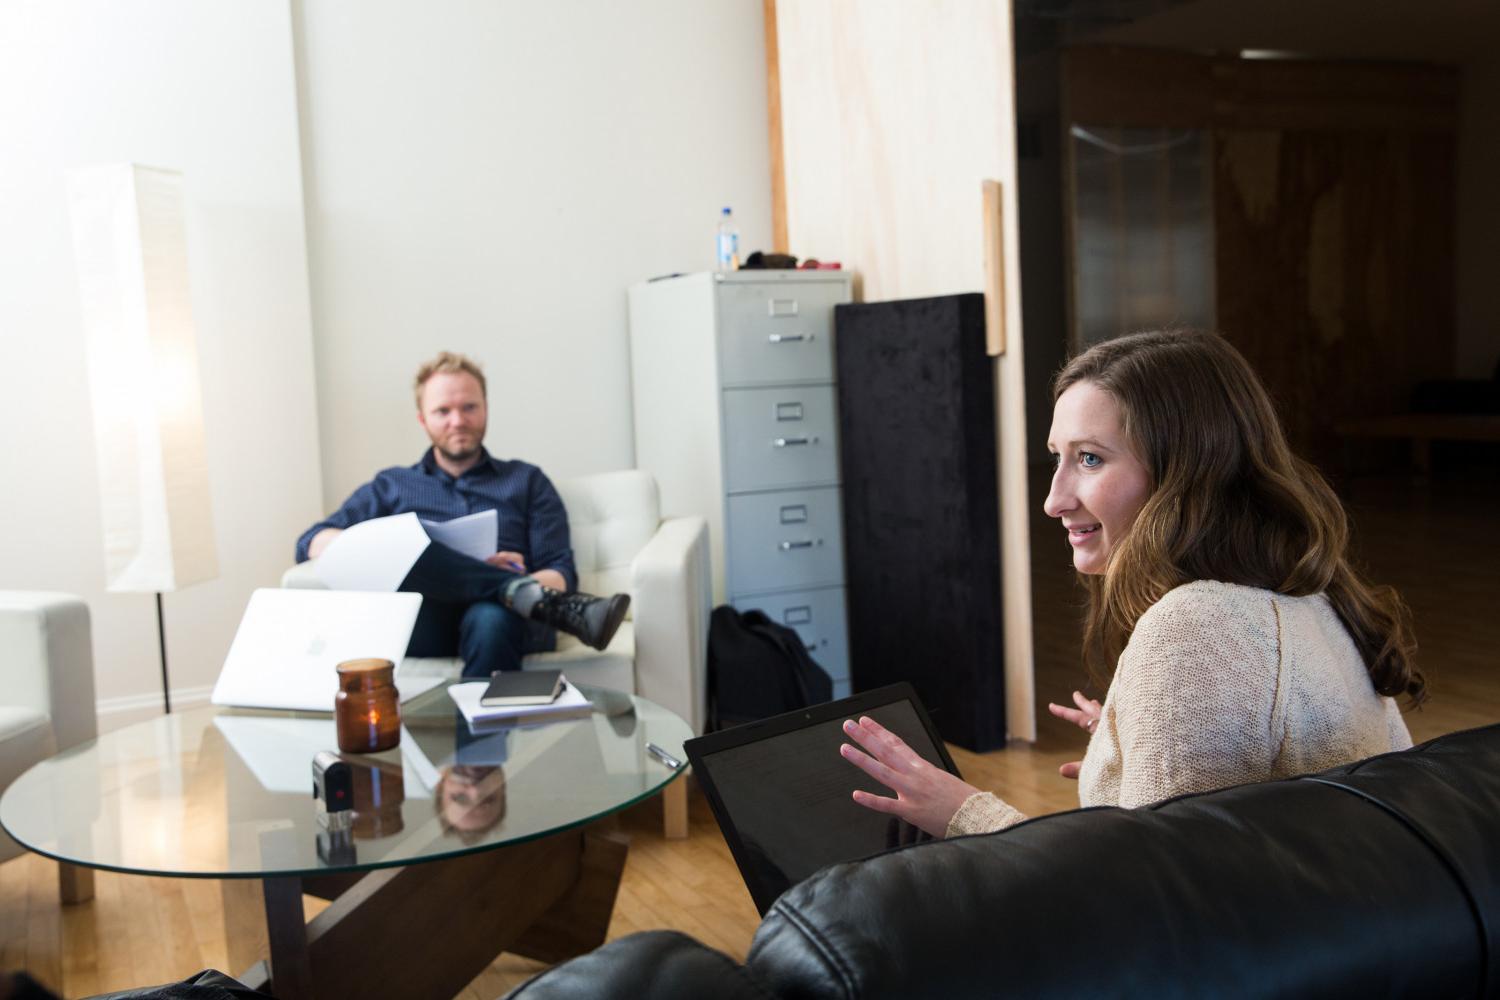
[726,488,845,595]
[717,280,844,385]
[722,386,840,492]
[732,586,850,685]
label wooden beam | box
[981,180,1007,356]
[764,0,788,254]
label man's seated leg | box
[400,542,630,651]
[457,602,529,679]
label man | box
[296,351,628,677]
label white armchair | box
[0,592,98,901]
[283,469,712,736]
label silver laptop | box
[211,588,433,712]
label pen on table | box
[646,742,683,769]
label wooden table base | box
[222,822,628,1000]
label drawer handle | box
[779,539,820,551]
[773,436,816,447]
[768,333,812,344]
[784,605,813,625]
[779,504,809,524]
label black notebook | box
[479,669,564,707]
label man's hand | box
[486,551,528,573]
[307,527,343,560]
[486,552,567,593]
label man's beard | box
[433,426,485,464]
[436,440,482,463]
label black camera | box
[312,750,354,832]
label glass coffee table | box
[0,682,691,1000]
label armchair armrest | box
[0,592,97,751]
[282,561,327,589]
[629,516,710,734]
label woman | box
[840,329,1423,838]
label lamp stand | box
[155,592,172,714]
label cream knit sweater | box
[946,580,1413,837]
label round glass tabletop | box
[0,683,690,880]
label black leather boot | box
[529,588,630,651]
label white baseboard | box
[95,685,214,733]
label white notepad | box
[446,678,591,731]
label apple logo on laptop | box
[307,636,327,657]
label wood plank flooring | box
[3,473,1495,998]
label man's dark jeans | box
[398,542,555,677]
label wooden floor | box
[4,473,1496,998]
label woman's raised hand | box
[1047,690,1102,780]
[839,716,982,838]
[1047,690,1102,733]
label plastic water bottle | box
[715,206,740,272]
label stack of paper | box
[315,509,499,591]
[447,678,593,732]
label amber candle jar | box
[335,658,401,753]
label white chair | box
[283,470,712,835]
[0,591,98,901]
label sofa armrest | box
[281,561,327,590]
[629,516,710,734]
[0,592,97,751]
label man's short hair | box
[414,351,487,408]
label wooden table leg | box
[662,773,689,840]
[57,862,94,903]
[511,825,630,963]
[262,877,314,999]
[226,877,314,999]
[220,822,629,1000]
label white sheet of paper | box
[314,512,431,591]
[419,509,496,562]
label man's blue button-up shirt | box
[295,448,578,592]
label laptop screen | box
[686,684,958,914]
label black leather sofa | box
[507,722,1500,999]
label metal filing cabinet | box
[628,270,854,698]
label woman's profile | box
[841,329,1423,837]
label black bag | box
[706,606,834,731]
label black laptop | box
[684,683,961,914]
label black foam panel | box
[834,293,1005,751]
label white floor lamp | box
[68,164,219,714]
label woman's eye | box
[1079,451,1102,469]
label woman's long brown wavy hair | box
[1058,330,1424,705]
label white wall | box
[0,1,323,722]
[1455,58,1500,378]
[293,0,774,506]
